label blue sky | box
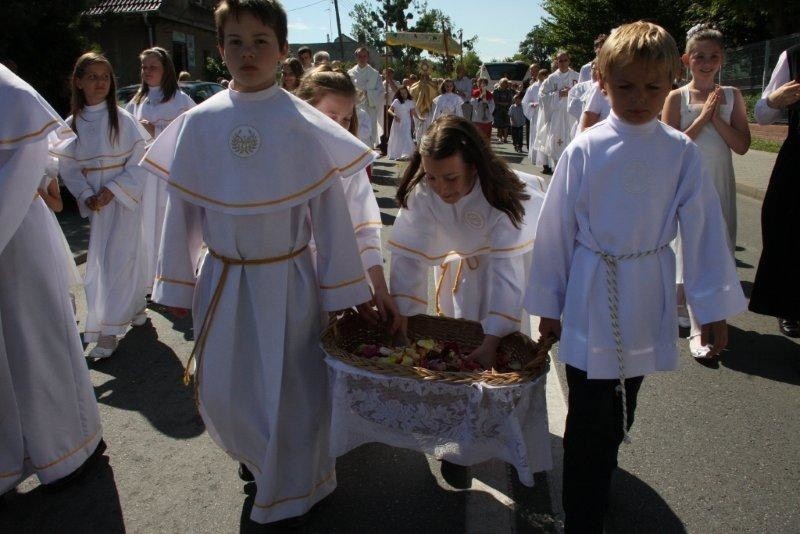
[283,0,546,61]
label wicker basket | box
[321,311,552,386]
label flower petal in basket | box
[320,311,552,386]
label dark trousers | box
[511,126,524,148]
[563,365,644,534]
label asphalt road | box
[1,142,797,534]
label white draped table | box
[325,356,552,486]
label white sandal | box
[131,309,148,326]
[689,335,712,359]
[88,335,118,359]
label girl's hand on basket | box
[355,300,380,325]
[372,287,402,334]
[467,335,500,370]
[538,317,562,341]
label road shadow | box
[719,325,800,385]
[238,443,529,533]
[605,468,687,533]
[380,211,397,226]
[735,258,753,269]
[371,166,399,187]
[147,301,194,341]
[0,455,125,533]
[740,280,753,299]
[376,196,398,210]
[89,321,204,439]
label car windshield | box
[485,63,528,81]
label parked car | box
[477,61,531,90]
[116,80,225,106]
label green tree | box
[516,25,557,67]
[458,50,483,78]
[0,0,94,114]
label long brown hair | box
[69,52,120,145]
[396,115,529,228]
[132,47,179,105]
[294,65,360,137]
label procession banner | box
[385,32,462,56]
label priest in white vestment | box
[347,47,382,148]
[535,52,579,169]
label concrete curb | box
[736,182,767,202]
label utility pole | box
[333,0,345,61]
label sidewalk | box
[732,149,776,201]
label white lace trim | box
[325,356,552,486]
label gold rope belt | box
[434,256,480,316]
[184,244,309,387]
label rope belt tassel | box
[184,244,309,390]
[596,243,669,444]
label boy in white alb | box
[524,23,746,532]
[0,64,104,494]
[141,1,372,525]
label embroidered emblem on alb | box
[464,211,485,229]
[229,126,261,157]
[621,160,651,194]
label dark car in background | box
[116,81,225,106]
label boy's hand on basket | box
[700,320,728,358]
[539,317,562,341]
[372,287,402,334]
[467,335,500,370]
[393,316,411,347]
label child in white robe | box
[524,23,747,532]
[0,63,104,495]
[295,65,400,330]
[662,26,750,358]
[387,86,419,160]
[54,52,150,359]
[142,0,372,525]
[389,115,546,369]
[431,78,464,121]
[126,46,196,298]
[522,69,548,165]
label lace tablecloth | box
[325,356,552,486]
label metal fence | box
[721,33,800,94]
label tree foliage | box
[517,0,797,72]
[0,0,94,114]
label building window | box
[172,31,188,73]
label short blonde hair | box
[596,21,680,82]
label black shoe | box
[268,513,310,528]
[542,165,553,175]
[238,462,255,482]
[778,318,800,338]
[43,439,107,491]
